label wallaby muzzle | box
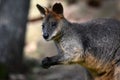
[43,33,49,39]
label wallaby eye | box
[42,24,45,29]
[51,22,57,27]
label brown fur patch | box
[113,66,120,80]
[51,11,64,20]
[80,53,114,80]
[83,53,113,76]
[44,8,49,15]
[46,10,64,21]
[95,70,113,80]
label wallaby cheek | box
[50,29,58,39]
[50,25,62,40]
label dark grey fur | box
[37,3,120,80]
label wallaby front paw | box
[41,57,51,69]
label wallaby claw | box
[41,57,51,69]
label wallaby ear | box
[36,4,48,15]
[52,3,63,14]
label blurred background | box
[0,0,120,80]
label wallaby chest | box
[59,33,83,53]
[54,34,85,63]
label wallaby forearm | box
[41,55,61,68]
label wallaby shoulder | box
[58,18,120,73]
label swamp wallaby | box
[37,3,120,80]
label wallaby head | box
[36,3,64,41]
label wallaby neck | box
[61,18,71,28]
[60,18,73,33]
[53,18,71,41]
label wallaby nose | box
[43,33,49,39]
